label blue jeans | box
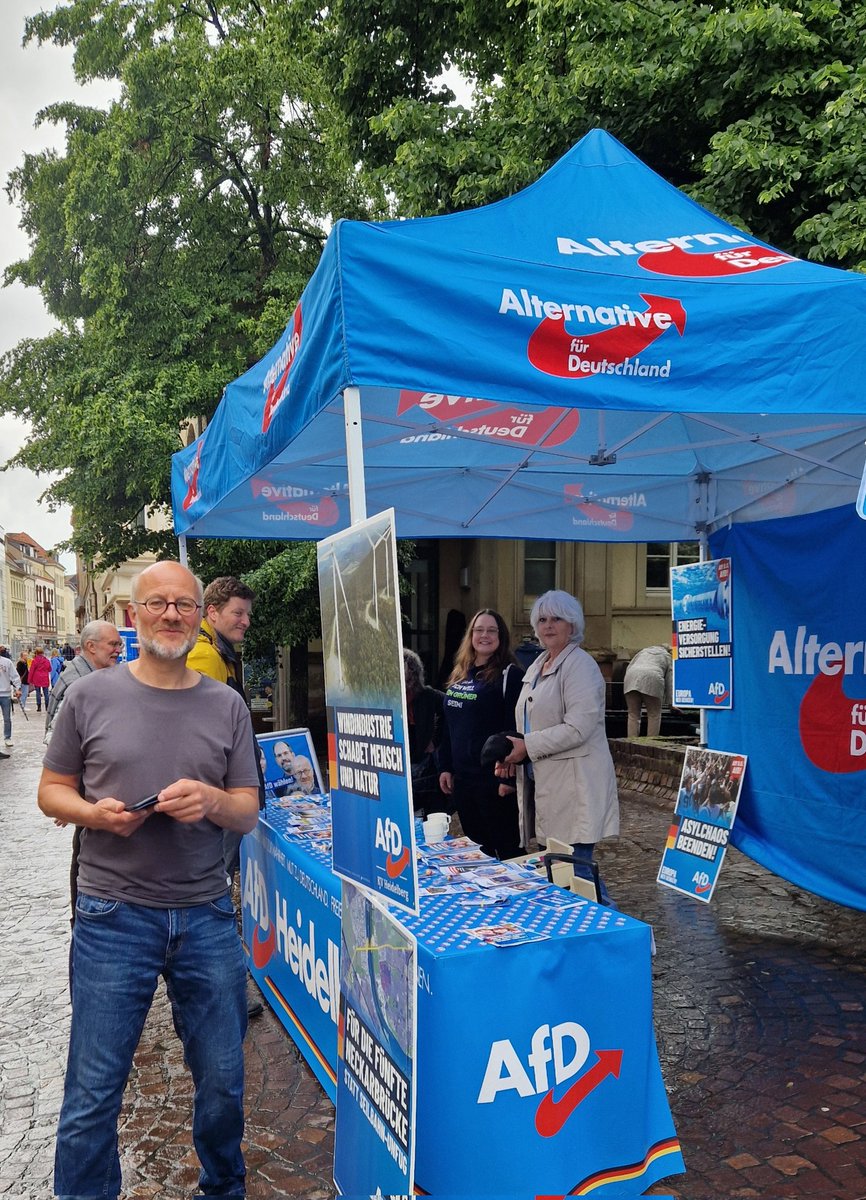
[33,684,49,711]
[0,695,10,740]
[55,893,248,1199]
[571,842,614,906]
[18,682,28,708]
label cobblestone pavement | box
[2,711,865,1198]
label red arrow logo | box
[639,245,794,278]
[534,1049,623,1137]
[564,483,635,532]
[397,391,581,448]
[262,305,303,433]
[251,923,276,969]
[385,846,411,878]
[250,479,340,526]
[528,296,685,379]
[800,667,866,774]
[181,446,202,512]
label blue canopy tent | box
[171,129,866,907]
[172,129,866,546]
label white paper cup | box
[423,813,449,841]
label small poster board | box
[256,727,325,800]
[671,557,733,708]
[334,880,417,1197]
[658,746,747,903]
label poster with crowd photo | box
[256,727,325,801]
[317,509,419,914]
[658,746,747,903]
[671,557,733,709]
[334,880,417,1197]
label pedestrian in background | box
[38,559,260,1200]
[403,648,447,816]
[623,644,672,738]
[50,648,65,687]
[0,652,18,750]
[29,648,52,713]
[16,652,29,709]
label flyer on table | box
[317,509,419,914]
[334,880,417,1196]
[671,557,733,709]
[658,746,747,902]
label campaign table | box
[240,801,684,1196]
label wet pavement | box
[2,710,865,1198]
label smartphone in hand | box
[125,793,160,812]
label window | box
[645,541,700,590]
[523,540,557,607]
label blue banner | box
[671,558,732,708]
[240,813,341,1100]
[708,505,866,909]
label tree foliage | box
[1,0,381,574]
[350,0,866,270]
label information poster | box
[317,509,419,913]
[117,627,139,663]
[671,557,733,709]
[334,880,416,1197]
[658,746,747,902]
[256,727,325,800]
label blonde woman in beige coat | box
[499,590,619,903]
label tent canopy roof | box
[172,129,866,543]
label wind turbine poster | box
[317,509,419,913]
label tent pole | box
[698,528,708,749]
[178,533,189,568]
[343,386,367,524]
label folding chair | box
[542,852,603,904]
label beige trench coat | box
[515,642,619,847]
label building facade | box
[3,532,79,654]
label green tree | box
[1,0,381,576]
[345,0,866,269]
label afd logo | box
[241,856,339,1022]
[181,439,203,512]
[477,1022,623,1137]
[556,232,795,277]
[375,817,410,878]
[261,304,303,433]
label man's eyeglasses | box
[134,597,202,616]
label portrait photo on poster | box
[256,727,325,800]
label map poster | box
[658,746,747,903]
[671,557,733,709]
[317,509,419,913]
[334,880,417,1196]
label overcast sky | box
[0,1,114,569]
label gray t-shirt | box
[44,664,259,907]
